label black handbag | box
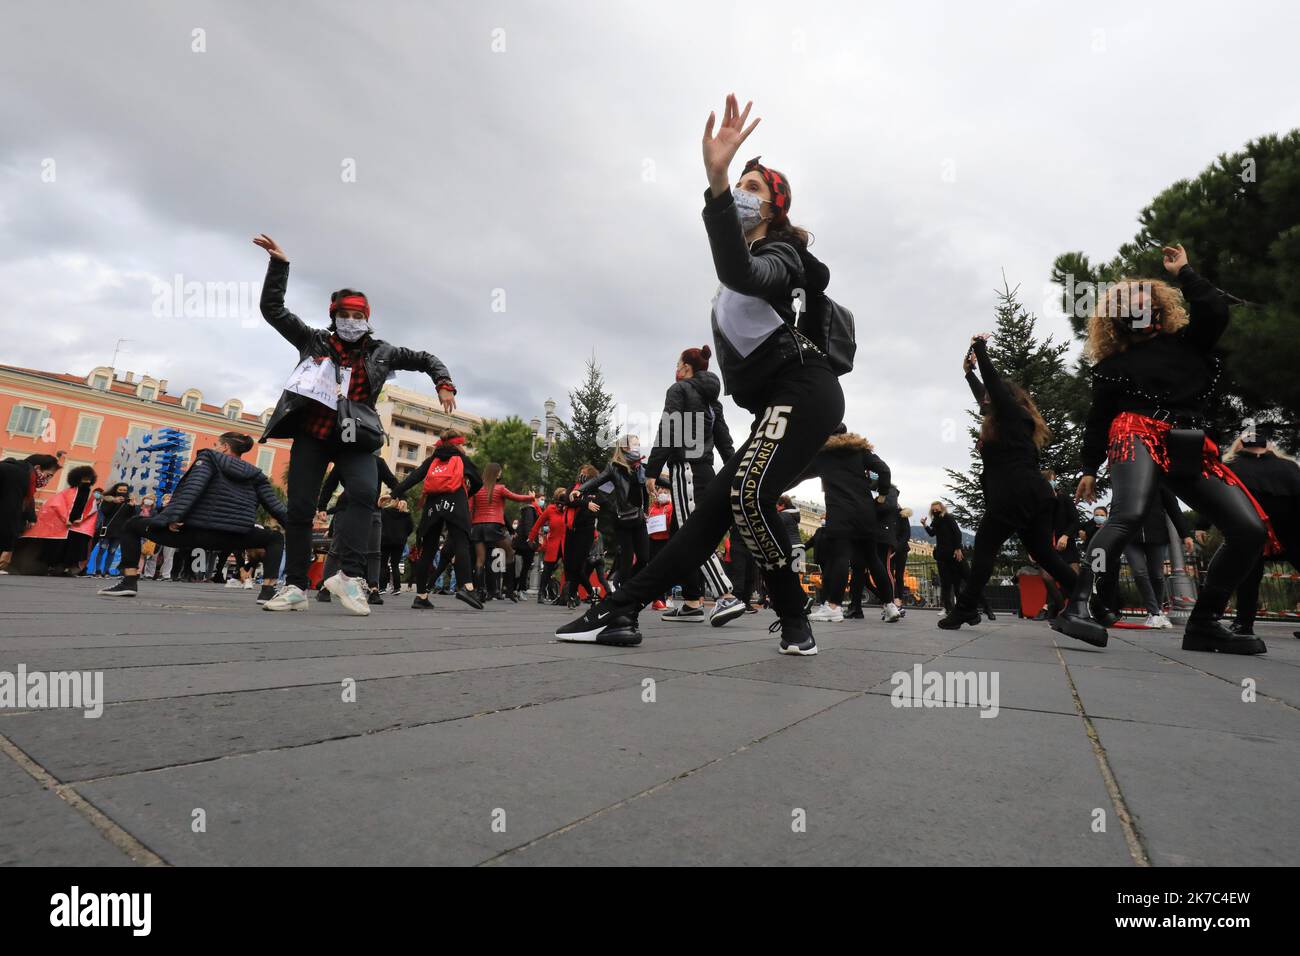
[1165,427,1206,482]
[333,359,386,453]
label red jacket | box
[529,504,567,562]
[647,500,673,541]
[469,484,533,525]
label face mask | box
[732,189,767,232]
[537,499,545,509]
[1094,515,1106,525]
[335,317,371,342]
[657,493,670,505]
[35,470,53,488]
[93,492,102,501]
[624,448,643,464]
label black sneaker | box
[411,596,434,609]
[557,603,641,645]
[368,590,384,606]
[937,606,981,630]
[256,584,277,605]
[1183,618,1266,655]
[772,616,817,656]
[506,589,519,603]
[709,595,747,627]
[662,604,705,623]
[317,589,332,603]
[453,587,483,610]
[984,609,997,621]
[98,578,138,597]
[843,604,865,620]
[1229,621,1255,636]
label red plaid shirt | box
[302,336,372,441]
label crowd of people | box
[3,93,1297,661]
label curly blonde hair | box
[1084,279,1189,363]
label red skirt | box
[1107,412,1279,555]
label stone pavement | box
[0,575,1296,866]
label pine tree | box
[944,278,1087,562]
[551,356,616,486]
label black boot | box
[1183,617,1266,655]
[938,602,981,630]
[1091,572,1121,627]
[1051,566,1108,648]
[504,566,519,602]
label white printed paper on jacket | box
[645,513,668,535]
[284,356,351,409]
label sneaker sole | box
[779,644,819,656]
[708,603,746,628]
[97,590,137,597]
[663,614,705,623]
[263,601,308,611]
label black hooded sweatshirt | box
[1227,451,1300,529]
[799,432,891,540]
[646,369,735,482]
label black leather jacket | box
[578,461,647,524]
[257,258,455,442]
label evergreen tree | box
[552,356,616,485]
[944,278,1087,562]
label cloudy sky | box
[3,0,1297,510]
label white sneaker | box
[224,577,242,589]
[242,578,254,589]
[882,602,901,623]
[262,585,308,611]
[1142,614,1161,628]
[1154,614,1174,629]
[325,571,371,616]
[808,604,844,623]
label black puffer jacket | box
[646,370,735,481]
[380,505,414,548]
[258,258,455,442]
[702,189,831,413]
[800,432,890,540]
[157,449,287,533]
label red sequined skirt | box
[1107,412,1279,555]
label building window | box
[73,414,102,448]
[6,404,49,438]
[138,384,157,401]
[224,404,241,421]
[126,423,150,448]
[91,374,109,391]
[183,395,199,412]
[257,448,275,474]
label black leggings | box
[380,545,404,590]
[892,544,909,601]
[414,512,470,596]
[611,522,648,598]
[1077,441,1265,620]
[823,537,893,606]
[118,516,283,579]
[604,362,845,618]
[958,495,1078,612]
[562,526,595,600]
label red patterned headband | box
[742,156,791,216]
[439,435,465,446]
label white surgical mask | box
[657,493,670,505]
[335,317,370,342]
[732,189,767,232]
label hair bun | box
[700,345,711,359]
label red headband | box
[742,156,791,216]
[439,435,465,446]
[332,294,370,319]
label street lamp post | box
[528,399,559,591]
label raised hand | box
[703,93,760,196]
[437,387,456,413]
[253,234,288,262]
[1161,244,1188,275]
[1075,474,1097,503]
